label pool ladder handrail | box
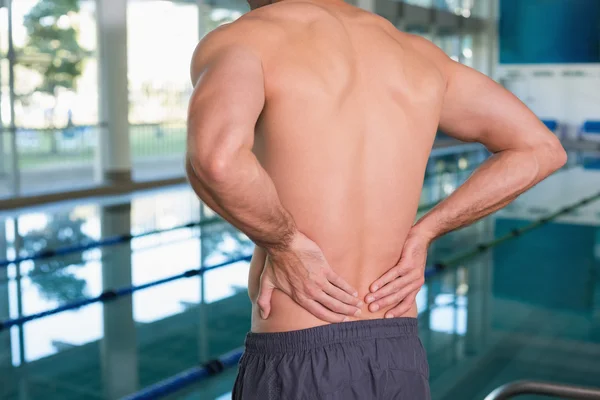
[484,380,600,400]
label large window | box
[126,0,247,182]
[404,0,433,8]
[127,0,199,181]
[437,32,461,61]
[2,0,98,198]
[0,5,13,199]
[0,0,495,201]
[434,0,475,17]
[461,34,474,67]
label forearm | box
[414,145,565,241]
[186,150,297,251]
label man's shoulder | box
[189,18,278,83]
[402,33,450,67]
[193,18,272,54]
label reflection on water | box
[22,213,92,303]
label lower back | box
[251,292,418,333]
[248,203,417,332]
[249,248,419,333]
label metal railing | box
[485,380,600,400]
[0,122,187,197]
[10,122,186,167]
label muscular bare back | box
[188,0,564,336]
[190,0,443,332]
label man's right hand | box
[365,229,431,318]
[257,232,363,323]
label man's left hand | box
[365,229,431,318]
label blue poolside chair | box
[541,119,559,133]
[581,120,600,142]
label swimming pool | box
[0,146,598,399]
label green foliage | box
[20,0,90,95]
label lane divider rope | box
[0,217,224,268]
[0,254,252,331]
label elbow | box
[535,136,567,176]
[188,150,234,184]
[546,137,567,172]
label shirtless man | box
[185,0,567,397]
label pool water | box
[0,147,599,400]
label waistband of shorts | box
[244,318,418,354]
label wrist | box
[409,223,436,246]
[262,226,300,256]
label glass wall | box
[437,32,461,61]
[472,0,492,18]
[2,0,98,198]
[0,0,495,201]
[406,26,433,41]
[127,0,199,181]
[461,34,474,67]
[0,4,13,199]
[0,0,254,199]
[127,0,247,182]
[434,0,475,17]
[2,3,13,200]
[404,0,433,8]
[405,0,492,18]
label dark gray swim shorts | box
[233,318,430,399]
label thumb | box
[257,269,275,320]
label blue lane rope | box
[0,217,224,268]
[0,254,252,332]
[121,348,244,400]
[0,252,440,333]
[0,230,216,285]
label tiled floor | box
[0,146,599,399]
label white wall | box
[497,65,600,138]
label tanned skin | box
[186,0,567,333]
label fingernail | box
[371,285,378,292]
[366,295,374,303]
[260,310,266,319]
[343,316,349,322]
[371,304,379,312]
[356,301,364,308]
[354,309,361,317]
[385,313,394,319]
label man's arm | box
[187,40,295,251]
[186,31,361,322]
[413,59,567,240]
[366,40,566,316]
